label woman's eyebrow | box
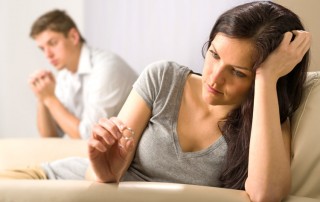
[211,44,252,72]
[210,44,218,54]
[233,65,252,72]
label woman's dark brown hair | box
[203,1,310,189]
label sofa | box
[0,71,319,202]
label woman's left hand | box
[256,30,311,81]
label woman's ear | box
[68,27,80,45]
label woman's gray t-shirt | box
[123,61,227,187]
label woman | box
[86,1,311,202]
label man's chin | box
[53,65,65,71]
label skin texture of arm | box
[245,31,311,202]
[86,89,151,182]
[36,101,58,137]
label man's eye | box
[232,69,246,78]
[209,50,220,59]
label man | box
[28,9,137,139]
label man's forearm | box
[44,96,81,139]
[37,102,58,137]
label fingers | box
[279,30,311,65]
[29,70,53,86]
[110,117,126,131]
[29,69,51,80]
[89,118,124,152]
[290,30,312,56]
[98,118,123,140]
[282,31,294,45]
[110,117,135,150]
[109,117,135,142]
[88,129,107,153]
[88,117,135,158]
[258,30,311,79]
[119,139,134,158]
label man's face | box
[34,29,78,71]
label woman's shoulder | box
[142,60,191,79]
[134,60,192,97]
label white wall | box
[0,0,84,138]
[83,0,256,74]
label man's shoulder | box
[87,45,122,63]
[84,45,137,78]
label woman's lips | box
[207,84,223,95]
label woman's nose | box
[210,63,226,85]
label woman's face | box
[202,33,255,108]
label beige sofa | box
[0,71,319,202]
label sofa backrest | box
[291,71,320,199]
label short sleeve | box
[133,61,191,109]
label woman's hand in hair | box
[256,30,311,82]
[87,117,135,183]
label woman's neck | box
[185,73,233,121]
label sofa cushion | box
[290,71,320,199]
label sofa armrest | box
[0,138,319,201]
[0,138,87,169]
[290,71,320,199]
[0,180,317,202]
[0,180,251,202]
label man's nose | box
[44,48,53,59]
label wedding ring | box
[121,127,135,140]
[118,127,135,148]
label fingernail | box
[120,124,126,130]
[109,138,115,144]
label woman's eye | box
[232,69,246,78]
[209,50,220,59]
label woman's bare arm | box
[86,89,151,182]
[245,31,311,202]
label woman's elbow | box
[246,191,287,202]
[245,180,291,202]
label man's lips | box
[50,59,58,65]
[207,84,223,95]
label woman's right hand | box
[88,117,135,183]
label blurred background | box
[0,0,319,138]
